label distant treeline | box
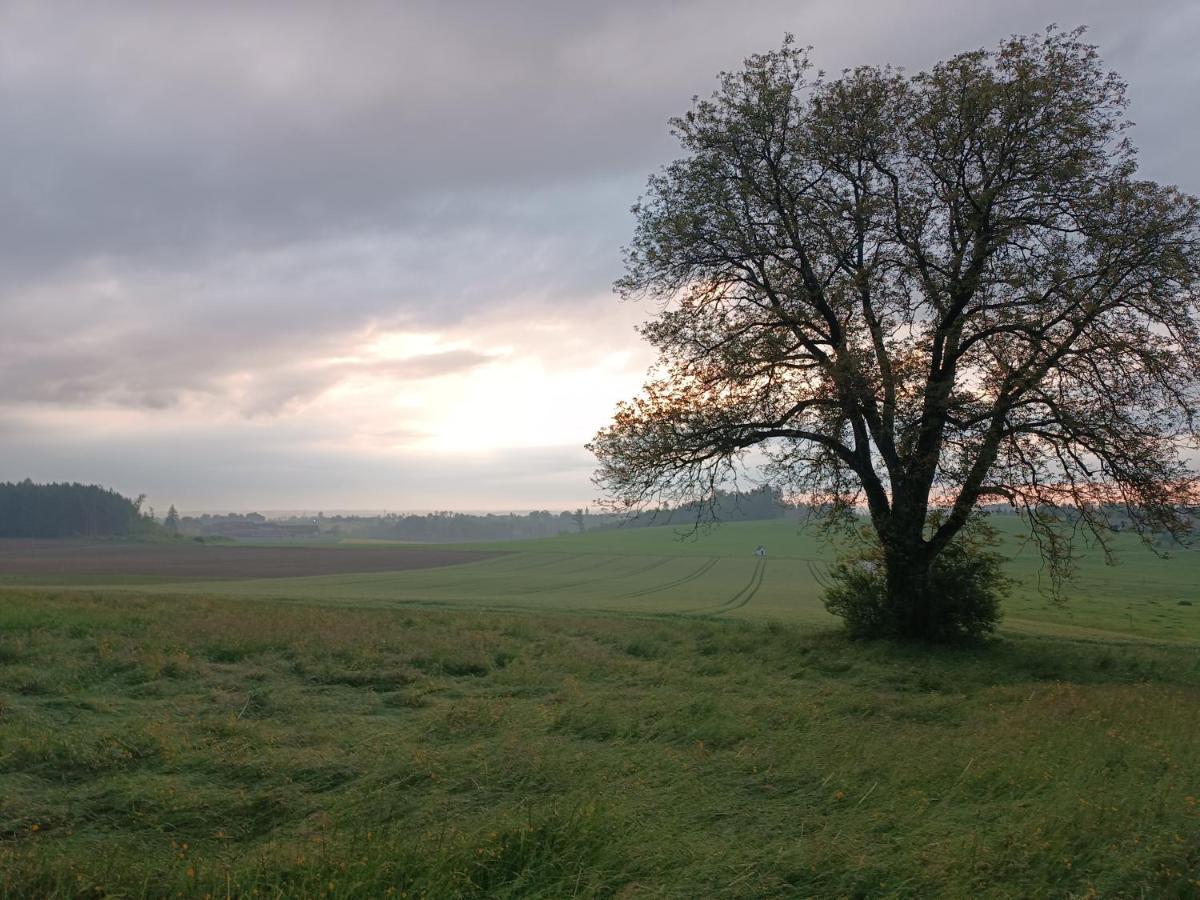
[0,480,156,538]
[306,487,794,543]
[315,509,595,542]
[620,486,791,529]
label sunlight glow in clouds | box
[2,1,1197,510]
[293,323,648,457]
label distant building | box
[209,522,320,539]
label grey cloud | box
[0,311,500,416]
[0,226,599,412]
[5,1,1195,291]
[0,408,597,511]
[5,0,1193,280]
[3,0,1198,508]
[0,1,675,277]
[233,349,501,418]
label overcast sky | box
[3,0,1198,512]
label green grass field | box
[2,519,1199,897]
[86,518,1200,643]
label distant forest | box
[0,480,156,538]
[0,481,797,543]
[304,486,795,543]
[6,480,1193,545]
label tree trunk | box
[882,532,934,640]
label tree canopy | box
[0,480,154,539]
[590,28,1200,640]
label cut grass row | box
[2,590,1199,897]
[108,554,1200,644]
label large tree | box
[590,29,1200,640]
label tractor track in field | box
[616,556,721,600]
[481,552,604,577]
[538,554,627,578]
[517,556,679,600]
[318,551,587,593]
[424,551,605,584]
[518,556,628,585]
[718,558,766,614]
[295,549,566,592]
[408,553,612,595]
[684,558,766,616]
[246,553,637,599]
[517,556,633,595]
[611,555,676,580]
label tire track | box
[445,553,610,594]
[807,559,833,590]
[540,556,681,600]
[334,553,658,601]
[615,556,720,600]
[610,555,675,581]
[537,554,624,577]
[682,558,765,616]
[517,556,679,602]
[340,552,582,593]
[715,558,766,614]
[518,556,633,595]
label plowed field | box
[0,539,501,579]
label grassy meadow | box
[109,518,1200,643]
[1,519,1199,897]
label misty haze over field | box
[3,0,1198,511]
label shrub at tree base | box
[825,523,1009,643]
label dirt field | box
[0,539,502,580]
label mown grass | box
[12,518,1196,643]
[107,542,1199,646]
[2,590,1198,898]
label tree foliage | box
[590,28,1200,640]
[824,517,1009,642]
[0,480,156,538]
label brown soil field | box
[0,540,503,580]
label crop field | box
[6,519,1197,641]
[1,520,1199,897]
[0,541,498,583]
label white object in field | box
[754,545,767,558]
